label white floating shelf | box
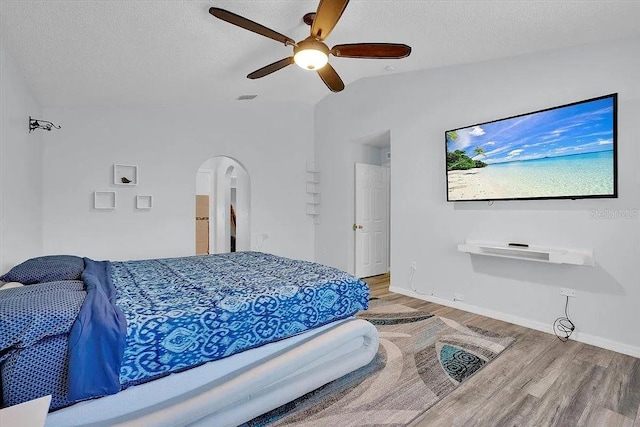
[306,182,320,194]
[306,203,319,215]
[307,193,321,204]
[114,164,138,186]
[94,191,116,210]
[306,161,319,173]
[457,240,594,267]
[306,161,320,224]
[136,195,153,209]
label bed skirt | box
[45,318,379,427]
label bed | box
[0,252,378,426]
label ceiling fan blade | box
[209,7,295,46]
[311,0,350,41]
[247,57,294,79]
[317,63,345,92]
[331,43,412,59]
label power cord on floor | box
[553,295,575,342]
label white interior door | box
[355,163,389,278]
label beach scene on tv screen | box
[446,96,615,201]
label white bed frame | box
[45,319,378,427]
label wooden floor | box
[364,273,640,427]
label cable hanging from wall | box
[29,116,61,133]
[553,295,575,342]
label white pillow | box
[0,282,24,290]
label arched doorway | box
[195,156,250,254]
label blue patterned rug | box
[244,297,515,426]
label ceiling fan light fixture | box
[294,49,328,70]
[293,37,330,71]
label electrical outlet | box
[560,288,576,297]
[454,293,464,301]
[410,261,417,271]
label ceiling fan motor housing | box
[294,37,330,70]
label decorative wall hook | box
[29,116,61,133]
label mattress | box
[45,317,379,427]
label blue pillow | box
[0,255,85,285]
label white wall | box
[315,36,640,355]
[195,170,211,195]
[0,38,43,272]
[41,102,314,262]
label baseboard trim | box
[389,285,640,359]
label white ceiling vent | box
[236,95,258,101]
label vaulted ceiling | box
[1,1,639,107]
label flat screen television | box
[445,93,617,202]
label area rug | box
[244,297,515,426]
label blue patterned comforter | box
[112,252,369,386]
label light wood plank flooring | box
[364,273,640,427]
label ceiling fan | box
[209,0,411,92]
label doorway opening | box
[352,130,391,279]
[195,156,250,254]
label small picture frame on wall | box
[136,195,153,210]
[114,164,138,186]
[94,191,116,209]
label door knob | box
[353,224,363,230]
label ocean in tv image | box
[446,95,616,201]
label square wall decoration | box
[136,195,153,209]
[94,191,116,209]
[114,164,138,185]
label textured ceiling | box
[1,1,639,107]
